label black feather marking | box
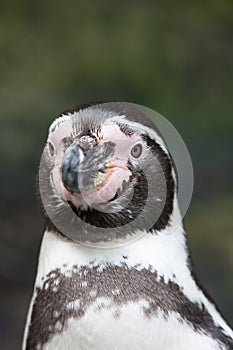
[26,264,233,349]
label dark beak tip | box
[61,144,84,193]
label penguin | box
[22,101,233,350]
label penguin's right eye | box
[48,142,55,156]
[131,143,143,159]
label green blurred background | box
[0,1,232,349]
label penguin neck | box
[38,201,191,292]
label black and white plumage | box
[22,102,233,350]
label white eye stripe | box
[49,115,69,133]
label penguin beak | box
[61,143,85,193]
[61,141,115,195]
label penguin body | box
[22,102,233,350]
[24,229,233,350]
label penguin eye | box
[131,143,143,159]
[48,141,55,156]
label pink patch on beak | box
[81,166,131,204]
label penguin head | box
[38,102,176,244]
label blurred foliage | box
[0,1,232,349]
[187,196,233,323]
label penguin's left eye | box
[131,143,143,158]
[48,141,55,156]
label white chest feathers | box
[42,303,225,350]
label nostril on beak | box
[61,144,84,193]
